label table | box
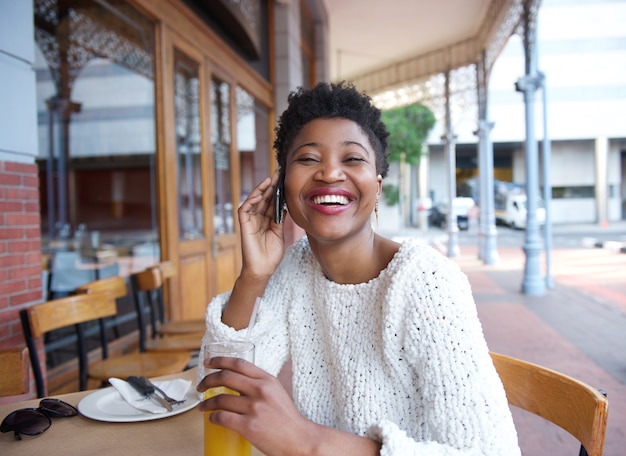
[0,368,264,455]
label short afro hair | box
[274,81,390,178]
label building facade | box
[425,0,625,225]
[0,0,327,401]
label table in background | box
[0,368,264,456]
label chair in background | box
[0,347,29,397]
[130,262,204,340]
[75,275,129,351]
[490,352,608,456]
[129,266,203,353]
[76,274,201,352]
[20,292,191,398]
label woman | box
[197,82,520,455]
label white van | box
[495,194,545,229]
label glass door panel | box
[211,79,234,235]
[174,49,204,240]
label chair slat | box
[75,275,127,299]
[27,293,117,338]
[491,352,608,456]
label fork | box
[139,376,186,405]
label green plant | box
[382,184,399,206]
[381,103,435,165]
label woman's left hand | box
[197,356,319,456]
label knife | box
[127,376,173,412]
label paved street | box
[383,221,626,455]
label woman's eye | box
[345,156,366,163]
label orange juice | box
[204,387,252,456]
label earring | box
[375,199,379,225]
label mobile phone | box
[274,173,286,224]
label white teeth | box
[312,195,349,205]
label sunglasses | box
[1,398,78,440]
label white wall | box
[552,141,596,185]
[486,0,626,143]
[0,0,37,163]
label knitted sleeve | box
[201,290,287,377]
[201,244,302,378]
[369,246,520,455]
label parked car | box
[429,197,476,231]
[494,193,545,229]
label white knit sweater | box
[203,237,521,455]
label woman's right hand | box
[221,174,285,330]
[237,173,285,280]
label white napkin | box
[109,377,192,414]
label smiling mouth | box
[312,195,350,205]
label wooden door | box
[144,0,276,321]
[159,31,214,321]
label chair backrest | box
[75,275,129,360]
[130,261,177,346]
[143,261,176,325]
[20,293,118,397]
[130,266,162,352]
[0,347,29,397]
[490,352,608,456]
[153,261,176,326]
[75,275,128,299]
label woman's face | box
[284,118,382,243]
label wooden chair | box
[0,347,29,397]
[127,266,202,353]
[130,262,204,341]
[77,274,201,351]
[490,352,609,456]
[20,292,191,398]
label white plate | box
[78,385,200,422]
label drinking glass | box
[200,341,255,456]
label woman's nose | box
[314,161,345,181]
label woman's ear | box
[376,175,383,199]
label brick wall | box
[0,160,42,403]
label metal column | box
[476,56,498,264]
[516,1,545,296]
[539,71,554,289]
[443,71,459,257]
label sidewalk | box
[382,221,625,454]
[455,247,626,456]
[437,241,625,455]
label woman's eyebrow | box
[292,141,321,153]
[342,140,370,153]
[290,140,370,155]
